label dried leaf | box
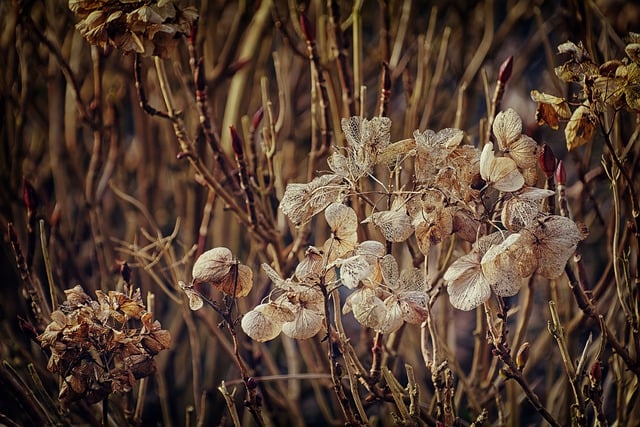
[565,104,596,151]
[530,90,572,130]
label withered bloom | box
[38,285,171,406]
[69,0,198,58]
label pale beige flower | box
[324,202,359,259]
[280,174,347,227]
[191,247,253,298]
[493,109,539,172]
[479,144,525,192]
[363,198,414,243]
[241,302,295,342]
[444,233,505,311]
[501,187,555,232]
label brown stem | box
[328,0,355,117]
[564,264,640,377]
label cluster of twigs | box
[1,0,639,426]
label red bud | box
[195,58,206,92]
[538,144,557,178]
[589,361,602,384]
[555,160,566,185]
[120,261,131,284]
[498,55,514,85]
[250,106,264,131]
[299,12,315,41]
[230,125,244,158]
[22,177,38,214]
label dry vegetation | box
[1,0,640,426]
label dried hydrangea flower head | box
[69,0,198,58]
[181,247,253,310]
[241,263,325,342]
[38,285,171,406]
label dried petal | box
[280,174,346,226]
[444,250,491,311]
[241,303,288,342]
[479,144,524,192]
[281,305,324,340]
[365,209,414,242]
[481,234,524,297]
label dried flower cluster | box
[68,0,198,57]
[531,33,640,150]
[264,109,587,318]
[38,285,171,406]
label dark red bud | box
[589,361,602,384]
[188,19,198,44]
[22,177,38,214]
[50,203,61,228]
[251,106,264,131]
[299,12,315,41]
[228,58,251,74]
[195,58,206,91]
[120,261,131,283]
[538,144,557,178]
[230,126,244,157]
[498,55,514,85]
[246,377,257,389]
[555,160,566,185]
[381,62,391,91]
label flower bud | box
[230,126,244,158]
[498,55,514,85]
[22,177,38,216]
[555,160,566,186]
[246,377,257,389]
[538,144,557,178]
[299,12,315,41]
[251,106,264,131]
[589,361,602,385]
[516,342,530,370]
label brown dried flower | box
[69,0,198,58]
[38,285,170,406]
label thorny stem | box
[300,13,332,159]
[148,57,276,246]
[320,278,362,426]
[548,301,586,425]
[328,0,355,117]
[18,13,96,128]
[369,332,384,384]
[193,58,239,192]
[598,116,640,263]
[564,263,640,377]
[484,302,561,427]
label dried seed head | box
[191,248,253,298]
